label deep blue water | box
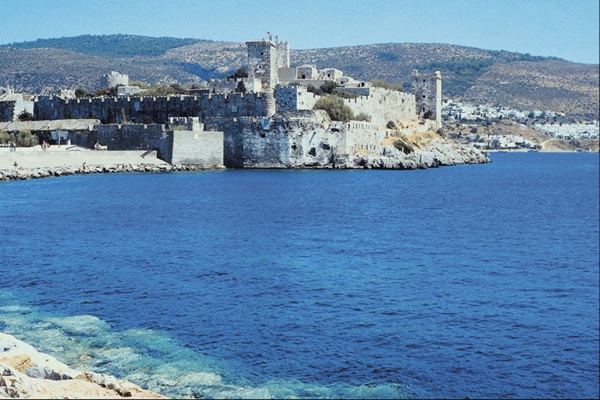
[0,153,598,399]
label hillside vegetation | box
[0,35,597,118]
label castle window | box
[423,95,426,98]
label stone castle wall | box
[0,101,16,122]
[62,123,222,166]
[34,93,275,124]
[0,100,34,122]
[204,111,389,169]
[247,40,277,92]
[171,130,223,166]
[275,86,416,126]
[412,70,442,128]
[342,87,416,126]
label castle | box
[2,36,443,168]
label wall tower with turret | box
[246,39,278,92]
[412,70,442,129]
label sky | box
[0,0,598,64]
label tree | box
[15,129,38,147]
[226,67,248,79]
[236,80,247,93]
[355,112,371,122]
[306,84,321,95]
[74,88,89,98]
[17,111,34,121]
[314,95,354,122]
[94,87,118,97]
[319,81,338,95]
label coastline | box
[0,332,165,399]
[1,139,491,182]
[0,145,224,182]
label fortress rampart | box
[63,122,223,167]
[34,92,275,124]
[9,36,451,171]
[203,111,392,168]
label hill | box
[0,35,597,119]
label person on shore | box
[9,141,15,152]
[13,161,18,168]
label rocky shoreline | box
[0,139,490,182]
[348,141,490,169]
[0,332,165,399]
[0,163,224,182]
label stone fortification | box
[412,70,442,129]
[207,77,262,95]
[246,40,278,92]
[274,86,416,126]
[61,121,223,167]
[202,111,487,169]
[342,87,416,126]
[35,92,275,124]
[0,100,18,122]
[0,90,34,122]
[101,71,129,88]
[4,36,486,174]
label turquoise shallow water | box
[0,153,598,399]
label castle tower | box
[412,70,442,129]
[246,39,278,92]
[275,36,290,69]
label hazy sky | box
[0,0,598,64]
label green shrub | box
[15,129,38,147]
[371,79,403,92]
[75,88,90,98]
[94,87,118,97]
[355,112,371,122]
[393,138,414,154]
[236,80,247,93]
[306,84,321,95]
[129,81,150,89]
[320,81,338,94]
[17,111,34,121]
[0,130,9,145]
[314,95,354,122]
[386,121,397,129]
[226,67,248,79]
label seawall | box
[0,146,223,182]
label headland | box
[0,36,491,180]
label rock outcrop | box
[0,163,223,182]
[0,333,165,399]
[348,139,490,169]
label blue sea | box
[0,152,598,399]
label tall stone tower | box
[246,39,278,92]
[275,36,290,69]
[411,70,442,129]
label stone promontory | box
[0,332,165,399]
